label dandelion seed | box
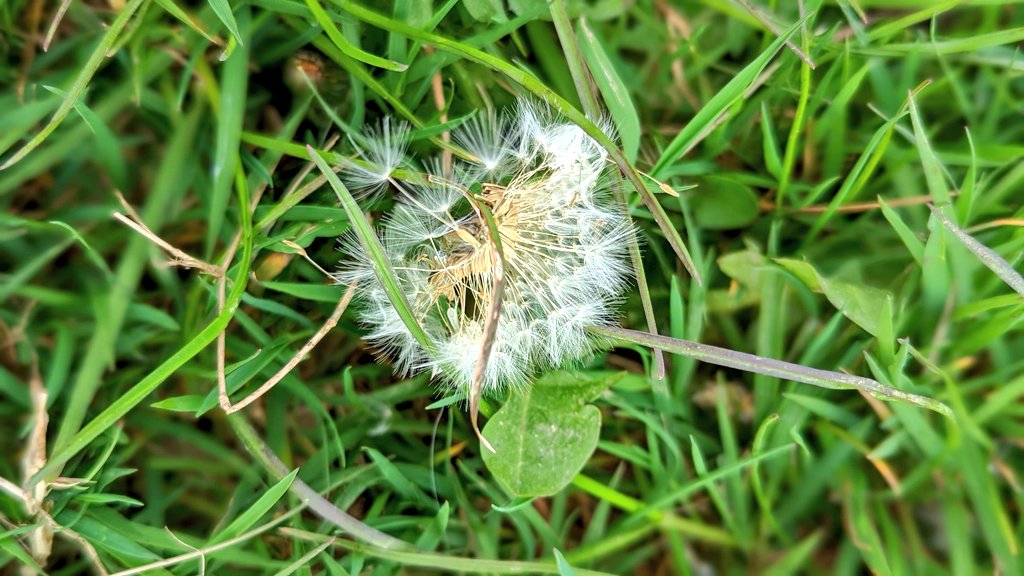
[452,110,511,178]
[337,100,633,397]
[342,117,411,197]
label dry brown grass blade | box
[467,201,504,454]
[43,0,73,51]
[113,191,223,277]
[22,356,52,571]
[223,283,357,414]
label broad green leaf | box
[691,176,759,230]
[718,249,769,291]
[775,258,891,337]
[482,372,622,497]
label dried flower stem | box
[223,283,357,413]
[592,325,952,417]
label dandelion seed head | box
[340,100,634,397]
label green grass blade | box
[306,0,408,72]
[576,18,641,163]
[213,469,299,543]
[650,15,809,178]
[50,106,203,456]
[208,0,243,47]
[207,13,249,255]
[305,146,433,351]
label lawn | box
[1,1,1023,574]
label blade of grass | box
[590,326,952,417]
[929,205,1024,298]
[281,527,617,575]
[211,469,299,544]
[548,0,665,378]
[207,10,249,255]
[305,0,408,72]
[576,18,641,164]
[650,14,809,178]
[548,0,600,117]
[50,105,203,457]
[153,0,220,45]
[208,0,243,49]
[226,414,408,549]
[305,145,433,351]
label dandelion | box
[336,101,634,397]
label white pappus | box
[334,100,635,397]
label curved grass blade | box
[591,325,953,417]
[211,469,299,544]
[41,85,127,190]
[153,0,220,45]
[227,414,407,549]
[0,0,148,169]
[548,2,665,377]
[549,0,600,116]
[335,1,701,284]
[208,0,243,47]
[305,146,433,351]
[306,0,408,72]
[279,527,617,575]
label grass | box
[2,0,1023,574]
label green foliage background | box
[1,0,1022,574]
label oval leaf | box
[482,371,621,497]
